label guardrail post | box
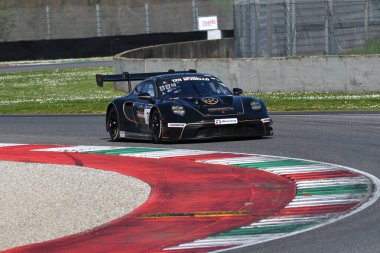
[324,1,329,54]
[96,4,101,37]
[254,1,260,57]
[364,0,369,41]
[291,0,296,55]
[192,0,198,30]
[285,0,296,56]
[46,5,52,40]
[145,3,150,34]
[285,0,291,56]
[267,0,273,56]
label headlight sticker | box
[250,100,262,110]
[215,118,238,125]
[168,123,187,128]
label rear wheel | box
[107,107,120,141]
[150,110,163,144]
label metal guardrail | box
[0,0,233,42]
[234,0,380,57]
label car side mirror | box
[233,88,243,96]
[138,92,152,100]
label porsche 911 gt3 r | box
[96,70,273,143]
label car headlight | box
[172,104,186,116]
[250,100,262,111]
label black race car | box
[96,70,273,143]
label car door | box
[132,80,156,133]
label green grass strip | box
[232,159,316,169]
[297,184,368,196]
[247,92,380,112]
[341,38,380,55]
[0,66,124,114]
[209,223,315,238]
[1,64,379,114]
[87,147,168,155]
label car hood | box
[179,95,244,116]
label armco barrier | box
[114,39,380,92]
[0,31,212,61]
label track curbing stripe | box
[0,144,379,253]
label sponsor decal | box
[215,118,238,125]
[208,107,234,112]
[168,123,187,128]
[144,108,151,124]
[202,97,219,105]
[159,83,177,92]
[161,77,212,89]
[182,76,210,81]
[119,131,126,138]
[198,16,218,30]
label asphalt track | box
[0,112,379,253]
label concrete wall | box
[118,37,234,59]
[114,55,380,92]
[114,40,380,92]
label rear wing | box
[96,69,197,92]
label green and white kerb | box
[34,145,380,253]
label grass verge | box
[0,67,379,114]
[247,92,380,112]
[341,39,380,55]
[0,67,124,114]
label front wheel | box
[150,110,163,144]
[107,107,120,141]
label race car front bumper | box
[162,118,273,141]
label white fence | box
[0,0,233,42]
[234,0,380,57]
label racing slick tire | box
[150,109,163,144]
[107,106,121,141]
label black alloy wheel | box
[150,110,163,144]
[107,107,120,141]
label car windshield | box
[158,76,232,99]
